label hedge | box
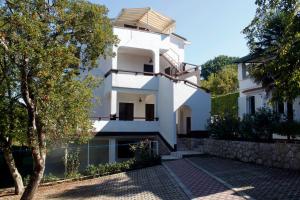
[211,92,239,117]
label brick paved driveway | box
[164,159,245,200]
[1,166,188,200]
[188,155,300,200]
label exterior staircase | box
[161,138,205,160]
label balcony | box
[239,78,262,92]
[92,119,159,132]
[105,70,159,91]
[114,27,169,51]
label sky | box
[91,0,257,65]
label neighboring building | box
[85,8,211,163]
[236,55,300,122]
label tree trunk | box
[3,146,24,195]
[20,147,46,200]
[20,60,47,200]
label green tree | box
[0,67,27,194]
[201,64,238,96]
[0,0,118,199]
[243,0,300,101]
[201,55,239,80]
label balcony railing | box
[91,116,159,121]
[104,69,210,93]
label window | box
[275,101,284,114]
[119,103,134,121]
[145,104,155,121]
[287,101,294,121]
[124,24,137,29]
[144,64,153,74]
[186,117,191,133]
[242,63,250,79]
[247,96,255,115]
[117,140,135,158]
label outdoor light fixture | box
[139,97,142,102]
[149,58,153,63]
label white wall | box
[93,120,159,132]
[157,76,176,146]
[173,81,211,131]
[117,53,153,72]
[112,73,158,90]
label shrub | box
[276,121,300,140]
[244,108,280,141]
[130,139,161,166]
[208,108,282,142]
[84,159,137,177]
[64,148,81,178]
[207,114,240,140]
[42,173,60,183]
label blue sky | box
[91,0,257,64]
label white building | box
[237,55,300,121]
[84,8,211,163]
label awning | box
[113,7,176,34]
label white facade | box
[237,62,300,121]
[89,8,211,161]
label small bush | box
[42,173,60,183]
[208,108,283,142]
[207,114,240,140]
[247,108,280,141]
[64,148,81,178]
[84,159,137,177]
[276,121,300,140]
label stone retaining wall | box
[201,139,300,170]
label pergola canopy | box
[113,7,176,34]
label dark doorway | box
[186,117,191,133]
[119,103,134,121]
[145,104,155,121]
[287,101,294,121]
[247,96,255,115]
[144,64,153,74]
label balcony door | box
[145,104,155,121]
[119,103,134,121]
[186,117,191,133]
[144,64,153,74]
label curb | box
[185,158,255,200]
[162,162,194,199]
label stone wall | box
[201,139,300,170]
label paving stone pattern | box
[1,166,188,200]
[164,159,244,200]
[188,155,300,200]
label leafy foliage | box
[208,108,282,141]
[208,115,240,140]
[241,108,281,141]
[275,121,300,140]
[0,0,119,198]
[84,159,137,177]
[243,0,300,101]
[201,55,239,80]
[201,65,239,96]
[211,92,239,117]
[64,148,81,178]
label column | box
[110,90,117,118]
[109,138,116,163]
[155,93,159,120]
[112,46,118,70]
[153,50,160,73]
